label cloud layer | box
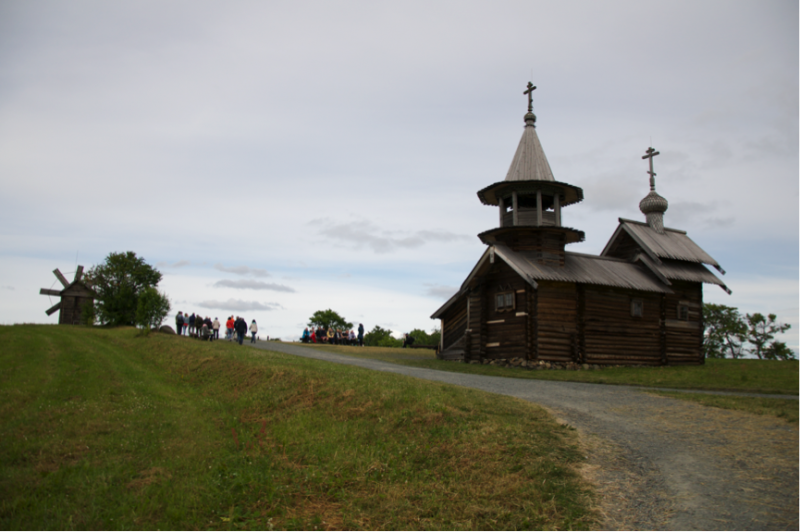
[212,279,295,292]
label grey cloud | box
[214,263,271,277]
[667,201,735,229]
[424,284,459,300]
[1,286,14,290]
[311,218,470,254]
[196,299,282,311]
[213,279,295,292]
[157,260,190,268]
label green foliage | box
[703,303,746,359]
[307,309,352,331]
[79,299,96,326]
[764,341,796,361]
[407,327,441,346]
[744,313,792,360]
[363,325,402,347]
[135,287,171,334]
[86,251,163,326]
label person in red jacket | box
[226,316,235,341]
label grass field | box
[0,326,597,530]
[294,343,799,395]
[293,342,799,423]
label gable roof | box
[602,218,725,273]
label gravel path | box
[249,341,799,530]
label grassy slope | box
[294,343,799,395]
[293,344,798,425]
[0,326,597,531]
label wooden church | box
[432,84,730,366]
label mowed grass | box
[294,343,799,395]
[649,391,799,424]
[0,326,597,530]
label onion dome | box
[639,190,668,216]
[639,146,668,234]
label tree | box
[308,309,353,331]
[407,327,442,346]
[135,287,171,333]
[702,303,746,359]
[744,313,791,360]
[363,325,402,347]
[764,340,796,361]
[86,251,163,326]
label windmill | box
[39,266,95,325]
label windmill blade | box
[74,265,84,283]
[40,288,62,297]
[45,301,61,316]
[53,269,70,288]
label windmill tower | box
[39,266,95,325]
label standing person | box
[175,312,184,336]
[249,319,258,343]
[188,313,196,337]
[226,316,235,341]
[358,323,364,347]
[234,316,247,345]
[212,317,220,340]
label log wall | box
[478,261,529,360]
[535,281,578,362]
[440,298,468,352]
[664,281,704,365]
[582,287,662,365]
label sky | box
[1,1,797,351]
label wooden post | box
[554,193,561,226]
[512,191,518,226]
[498,197,505,227]
[536,190,542,226]
[660,293,667,366]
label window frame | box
[630,298,644,318]
[495,291,516,312]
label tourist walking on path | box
[226,316,234,341]
[176,312,184,336]
[358,323,364,346]
[234,316,247,345]
[212,317,220,340]
[249,320,258,343]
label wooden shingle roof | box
[505,117,555,182]
[602,218,724,273]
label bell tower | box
[476,83,585,267]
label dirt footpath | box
[254,342,799,530]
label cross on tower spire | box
[642,146,660,191]
[523,82,536,113]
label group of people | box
[301,323,365,346]
[175,312,259,345]
[224,315,259,345]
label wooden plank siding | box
[535,281,578,362]
[664,281,704,365]
[481,261,528,359]
[440,299,468,352]
[582,287,662,365]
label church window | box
[678,305,689,320]
[631,299,643,318]
[496,292,515,312]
